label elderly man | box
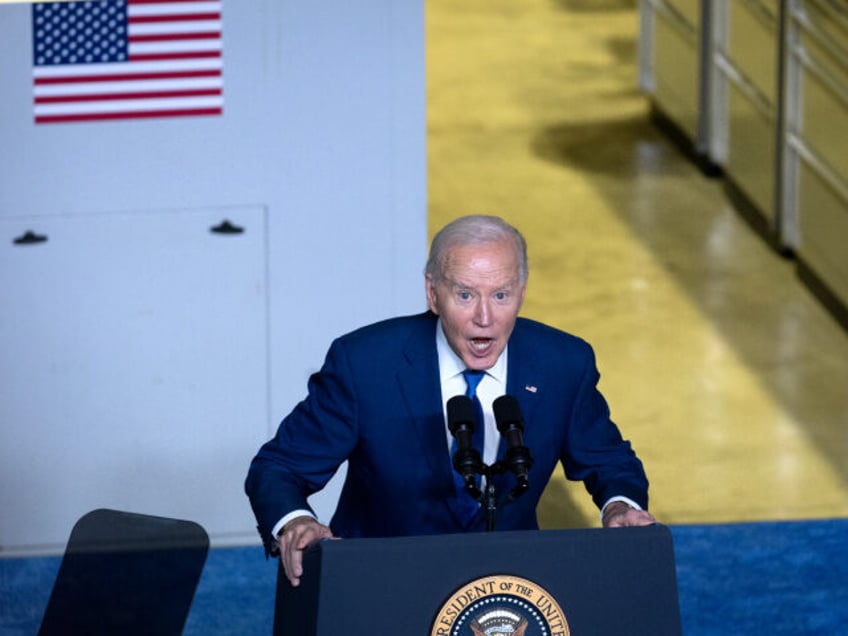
[246,214,655,586]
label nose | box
[474,298,492,326]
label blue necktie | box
[451,369,485,525]
[463,369,486,456]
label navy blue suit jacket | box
[246,311,648,551]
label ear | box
[425,274,440,315]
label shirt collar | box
[435,318,508,384]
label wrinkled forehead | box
[440,239,522,276]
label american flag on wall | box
[32,0,223,124]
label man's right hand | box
[278,516,334,587]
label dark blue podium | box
[275,525,681,635]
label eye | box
[458,291,472,301]
[495,291,507,301]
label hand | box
[602,501,657,528]
[278,516,334,587]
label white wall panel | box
[0,207,269,553]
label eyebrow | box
[445,278,518,293]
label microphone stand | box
[480,464,503,532]
[475,457,531,532]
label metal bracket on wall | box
[12,231,48,246]
[209,220,244,235]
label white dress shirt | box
[435,318,505,468]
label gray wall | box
[0,0,426,555]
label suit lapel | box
[396,313,502,527]
[394,315,460,515]
[505,319,543,427]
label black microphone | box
[447,395,482,498]
[493,395,533,496]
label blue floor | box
[672,520,848,634]
[2,519,846,635]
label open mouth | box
[470,337,494,352]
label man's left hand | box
[602,501,656,528]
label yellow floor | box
[426,0,848,527]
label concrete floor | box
[426,0,848,527]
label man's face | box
[426,238,526,370]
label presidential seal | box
[430,574,570,636]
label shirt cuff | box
[271,509,316,543]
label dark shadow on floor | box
[553,0,638,13]
[531,116,693,178]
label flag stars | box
[32,0,128,66]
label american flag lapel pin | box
[524,385,537,393]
